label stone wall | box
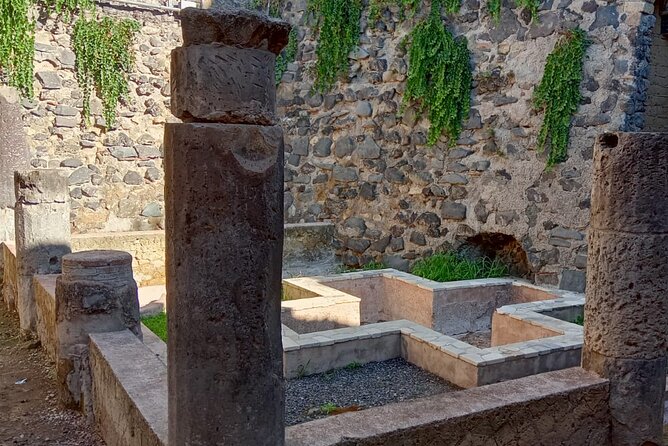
[277,0,657,290]
[72,231,166,286]
[7,0,663,290]
[19,4,181,234]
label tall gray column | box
[582,132,668,445]
[0,94,30,243]
[14,169,71,332]
[165,8,290,446]
[55,250,141,412]
[0,94,30,312]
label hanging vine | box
[368,0,420,22]
[72,16,139,129]
[275,28,298,84]
[516,0,539,21]
[40,0,94,18]
[404,3,472,146]
[487,0,501,23]
[307,0,362,92]
[439,0,462,14]
[0,0,35,97]
[533,28,589,168]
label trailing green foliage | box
[142,312,167,342]
[72,16,139,128]
[368,0,420,22]
[40,0,94,18]
[404,5,471,146]
[275,28,298,84]
[487,0,501,23]
[307,0,362,92]
[0,0,35,97]
[572,315,584,326]
[439,0,461,14]
[411,252,508,282]
[515,0,539,21]
[533,28,588,168]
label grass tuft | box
[411,252,508,282]
[572,315,584,326]
[141,312,167,342]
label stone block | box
[179,7,290,54]
[441,201,466,220]
[171,45,277,124]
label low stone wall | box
[69,223,339,287]
[34,275,57,361]
[83,334,612,446]
[491,311,561,346]
[72,231,165,287]
[285,368,610,445]
[1,242,17,310]
[89,330,167,446]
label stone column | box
[14,169,71,332]
[0,93,30,311]
[165,8,290,446]
[582,132,668,445]
[0,94,30,243]
[55,250,141,411]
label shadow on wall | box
[456,233,532,280]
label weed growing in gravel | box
[411,252,508,282]
[345,361,362,370]
[141,313,167,342]
[320,402,338,415]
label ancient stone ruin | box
[0,1,666,446]
[165,8,291,446]
[582,132,668,445]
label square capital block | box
[171,45,277,124]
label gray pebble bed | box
[285,358,460,426]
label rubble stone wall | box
[8,0,663,290]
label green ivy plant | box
[307,0,362,92]
[533,28,589,168]
[275,28,298,84]
[368,0,420,22]
[515,0,539,21]
[0,0,35,97]
[72,16,139,129]
[439,0,462,14]
[404,3,472,146]
[41,0,94,18]
[487,0,501,23]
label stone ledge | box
[285,368,610,446]
[89,330,168,446]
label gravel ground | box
[285,358,460,426]
[455,330,492,349]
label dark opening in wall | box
[644,4,668,131]
[456,232,532,280]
